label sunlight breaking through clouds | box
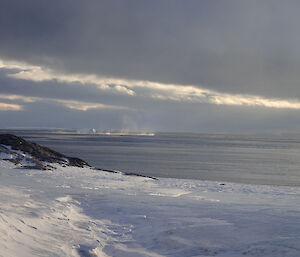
[2,58,300,110]
[55,99,131,111]
[0,102,23,111]
[1,59,136,96]
[0,93,131,112]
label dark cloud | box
[1,97,300,134]
[2,1,300,132]
[1,0,300,99]
[0,70,189,110]
[0,101,128,130]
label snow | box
[0,160,300,256]
[0,144,38,167]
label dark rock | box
[0,134,157,179]
[124,172,158,180]
[0,145,11,154]
[5,158,20,165]
[93,167,118,174]
[68,157,89,168]
[93,167,157,179]
[0,134,90,168]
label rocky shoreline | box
[0,134,90,170]
[0,134,157,179]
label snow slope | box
[0,160,300,256]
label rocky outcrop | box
[0,134,157,179]
[0,134,90,169]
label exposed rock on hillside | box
[0,134,90,169]
[0,134,157,179]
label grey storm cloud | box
[2,0,300,133]
[1,96,299,134]
[1,0,300,99]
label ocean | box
[2,129,300,186]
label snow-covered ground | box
[0,160,300,257]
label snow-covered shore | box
[0,159,300,257]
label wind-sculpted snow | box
[0,160,300,256]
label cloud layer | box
[1,1,300,133]
[2,58,300,110]
[0,102,22,111]
[1,0,300,99]
[0,93,131,112]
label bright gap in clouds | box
[0,94,131,112]
[0,102,23,111]
[55,99,131,111]
[2,58,300,110]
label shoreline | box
[1,129,300,187]
[0,135,299,256]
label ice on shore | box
[0,159,300,256]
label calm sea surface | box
[2,130,300,186]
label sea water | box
[2,130,300,186]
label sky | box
[1,0,300,133]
